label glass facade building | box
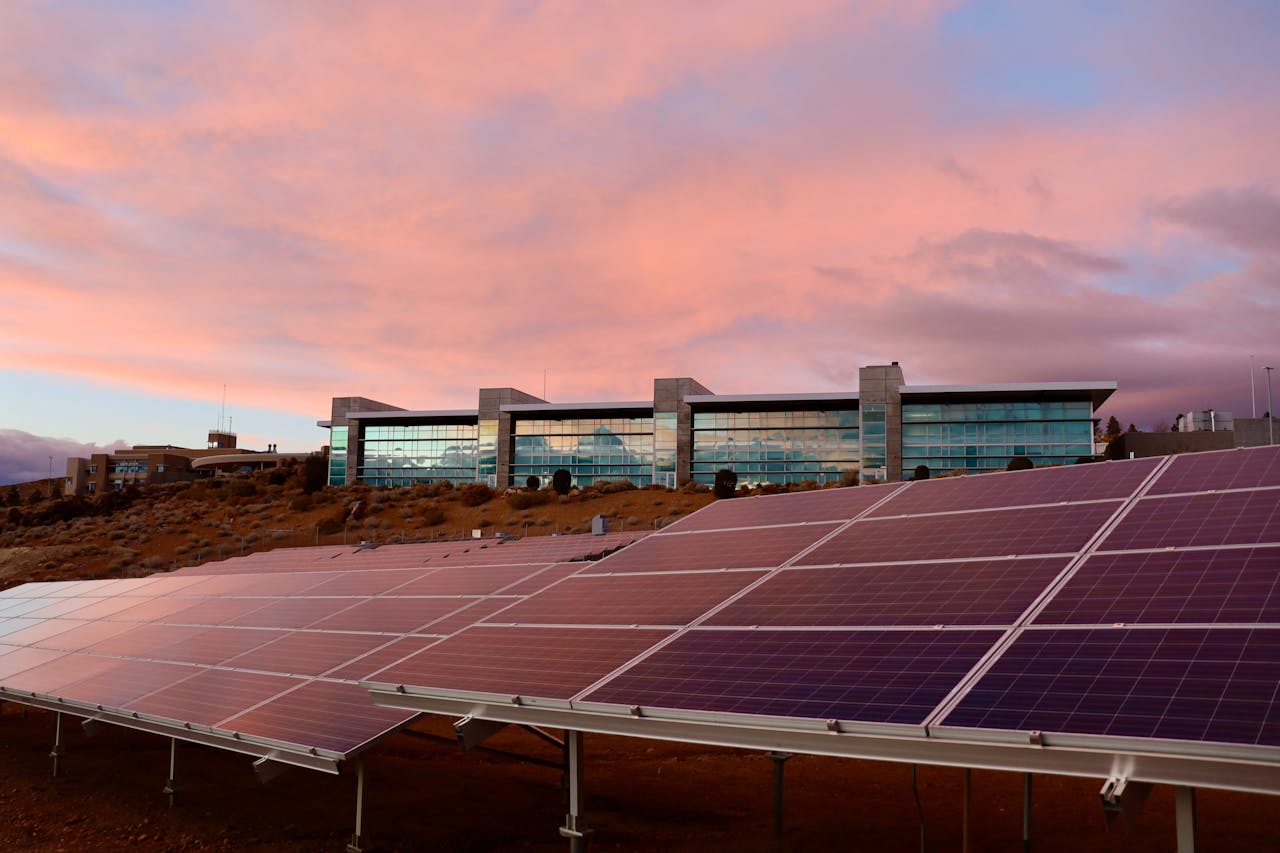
[356,423,479,487]
[901,400,1095,477]
[512,416,655,487]
[691,409,860,486]
[322,367,1115,489]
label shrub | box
[226,480,258,498]
[525,475,540,490]
[912,465,931,481]
[1006,457,1034,472]
[420,507,447,526]
[458,483,494,507]
[594,479,637,494]
[713,469,738,499]
[551,469,572,496]
[506,489,552,510]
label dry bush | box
[505,490,552,510]
[458,484,494,507]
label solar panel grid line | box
[919,455,1176,728]
[564,486,910,704]
[866,495,1143,523]
[1142,483,1280,500]
[1099,490,1280,551]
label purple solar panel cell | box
[1101,492,1280,551]
[180,572,336,597]
[390,564,556,596]
[706,558,1071,628]
[1,653,120,696]
[1148,445,1280,494]
[942,627,1280,746]
[57,659,195,707]
[1037,548,1280,625]
[0,646,66,681]
[868,458,1162,518]
[1,618,84,647]
[157,627,287,665]
[799,503,1119,566]
[499,563,586,596]
[597,524,841,574]
[109,596,208,623]
[369,626,672,699]
[220,680,417,755]
[221,598,354,630]
[329,636,442,681]
[160,596,275,626]
[30,619,138,651]
[583,628,1001,724]
[669,484,905,533]
[126,669,303,727]
[310,597,477,634]
[496,570,768,626]
[297,568,431,597]
[423,598,520,635]
[54,596,148,620]
[226,631,390,677]
[23,597,102,619]
[87,624,207,658]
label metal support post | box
[1175,786,1196,853]
[1022,773,1032,853]
[50,711,64,777]
[559,730,591,852]
[163,738,180,807]
[766,751,792,837]
[961,767,971,853]
[346,760,367,853]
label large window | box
[512,416,654,488]
[328,426,348,486]
[357,423,479,487]
[691,409,860,487]
[901,400,1094,477]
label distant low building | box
[1105,410,1277,461]
[64,430,317,497]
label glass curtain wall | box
[328,426,348,486]
[691,409,860,487]
[512,417,655,488]
[901,400,1094,477]
[859,405,887,483]
[357,423,479,487]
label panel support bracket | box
[163,737,180,807]
[1100,776,1152,831]
[346,760,367,853]
[454,715,510,750]
[50,711,64,777]
[558,730,592,852]
[1175,786,1196,853]
[253,754,292,785]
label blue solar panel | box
[941,627,1280,746]
[583,628,1002,724]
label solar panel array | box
[4,446,1279,783]
[365,446,1280,761]
[0,532,645,769]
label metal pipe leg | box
[50,711,63,777]
[1175,786,1196,853]
[346,761,366,853]
[767,751,792,837]
[559,730,591,852]
[961,767,971,853]
[163,738,179,807]
[1022,773,1032,853]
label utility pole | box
[1265,366,1275,445]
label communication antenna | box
[219,384,227,432]
[1251,355,1257,418]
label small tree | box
[301,455,328,494]
[1127,423,1138,433]
[551,469,572,496]
[27,486,43,505]
[1006,456,1034,472]
[912,465,930,481]
[1104,416,1121,438]
[6,485,22,506]
[525,475,540,490]
[713,468,738,499]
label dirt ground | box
[0,704,1274,852]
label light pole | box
[1265,366,1275,445]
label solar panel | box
[582,628,1003,724]
[940,627,1280,746]
[798,503,1120,565]
[595,523,841,574]
[866,458,1161,517]
[666,484,905,532]
[1099,491,1280,550]
[368,626,673,700]
[1147,445,1280,494]
[705,558,1071,628]
[1035,547,1280,625]
[491,570,768,626]
[125,669,303,727]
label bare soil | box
[0,705,1274,852]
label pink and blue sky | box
[2,1,1278,483]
